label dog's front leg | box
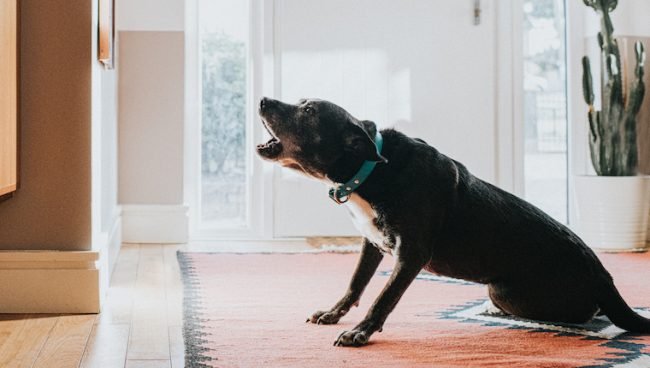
[307,238,383,325]
[334,249,426,347]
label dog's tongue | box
[256,137,283,158]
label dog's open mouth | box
[256,118,283,159]
[256,137,283,159]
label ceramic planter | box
[574,175,650,251]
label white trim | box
[184,0,200,239]
[0,251,100,313]
[255,0,276,239]
[106,207,123,276]
[495,0,524,195]
[93,207,122,308]
[254,0,275,239]
[122,205,189,243]
[567,0,588,227]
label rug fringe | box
[177,251,217,367]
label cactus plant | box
[582,0,646,176]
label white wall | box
[584,0,650,37]
[276,0,498,179]
[100,68,119,234]
[91,0,122,299]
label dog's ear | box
[345,120,388,163]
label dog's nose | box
[260,97,275,111]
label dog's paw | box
[306,310,342,325]
[333,329,369,347]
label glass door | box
[522,0,569,223]
[195,0,253,234]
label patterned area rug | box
[178,251,650,368]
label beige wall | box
[0,0,93,250]
[118,31,185,205]
[116,0,188,242]
[117,0,184,31]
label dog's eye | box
[304,106,314,114]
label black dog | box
[256,97,650,347]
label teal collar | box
[328,131,383,204]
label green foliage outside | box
[201,32,247,223]
[202,32,246,176]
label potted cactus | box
[575,0,650,250]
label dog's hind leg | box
[307,238,383,325]
[488,281,599,324]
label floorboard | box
[79,324,130,368]
[0,240,316,367]
[0,314,58,367]
[33,314,96,368]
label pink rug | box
[178,251,650,368]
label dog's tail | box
[598,279,650,333]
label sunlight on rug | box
[178,251,650,368]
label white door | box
[273,0,500,237]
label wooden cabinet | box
[0,0,19,197]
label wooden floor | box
[0,240,341,368]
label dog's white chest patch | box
[345,194,396,255]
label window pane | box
[523,0,568,223]
[199,0,249,228]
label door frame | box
[566,0,588,227]
[184,0,275,240]
[495,0,525,196]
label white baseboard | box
[106,209,123,276]
[122,204,189,243]
[0,251,100,313]
[95,208,123,308]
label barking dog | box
[256,97,650,347]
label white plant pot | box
[574,175,650,251]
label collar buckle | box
[329,187,349,204]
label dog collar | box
[328,131,383,204]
